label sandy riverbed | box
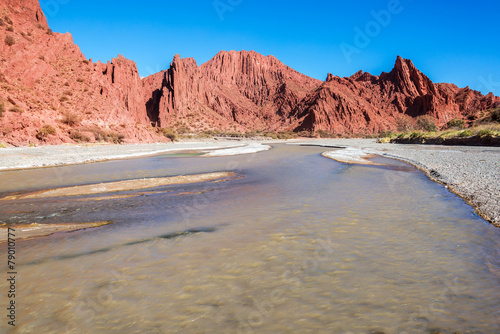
[0,138,498,226]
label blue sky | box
[41,0,500,95]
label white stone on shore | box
[203,143,271,157]
[322,147,377,165]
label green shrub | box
[438,130,459,139]
[415,115,437,132]
[408,131,426,139]
[396,132,408,139]
[161,128,177,142]
[36,125,56,140]
[263,132,278,139]
[446,119,465,129]
[0,143,7,148]
[458,129,473,137]
[59,96,69,103]
[477,129,495,138]
[378,131,394,138]
[4,35,15,46]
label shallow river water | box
[0,144,499,334]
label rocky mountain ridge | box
[0,0,498,146]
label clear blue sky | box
[41,0,500,95]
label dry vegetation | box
[61,112,80,126]
[0,99,5,118]
[69,130,91,143]
[36,125,56,140]
[87,127,125,144]
[9,105,23,113]
[4,35,15,46]
[379,108,500,146]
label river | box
[0,144,499,333]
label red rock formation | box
[0,0,498,146]
[0,0,156,146]
[292,56,500,134]
[142,50,321,132]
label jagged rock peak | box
[350,70,364,80]
[170,54,198,70]
[385,55,437,97]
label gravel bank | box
[0,141,266,171]
[293,139,500,227]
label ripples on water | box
[0,144,499,334]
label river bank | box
[293,139,500,227]
[0,138,498,227]
[0,141,271,171]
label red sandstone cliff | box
[0,0,156,146]
[292,56,500,134]
[142,51,321,132]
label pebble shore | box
[293,139,500,227]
